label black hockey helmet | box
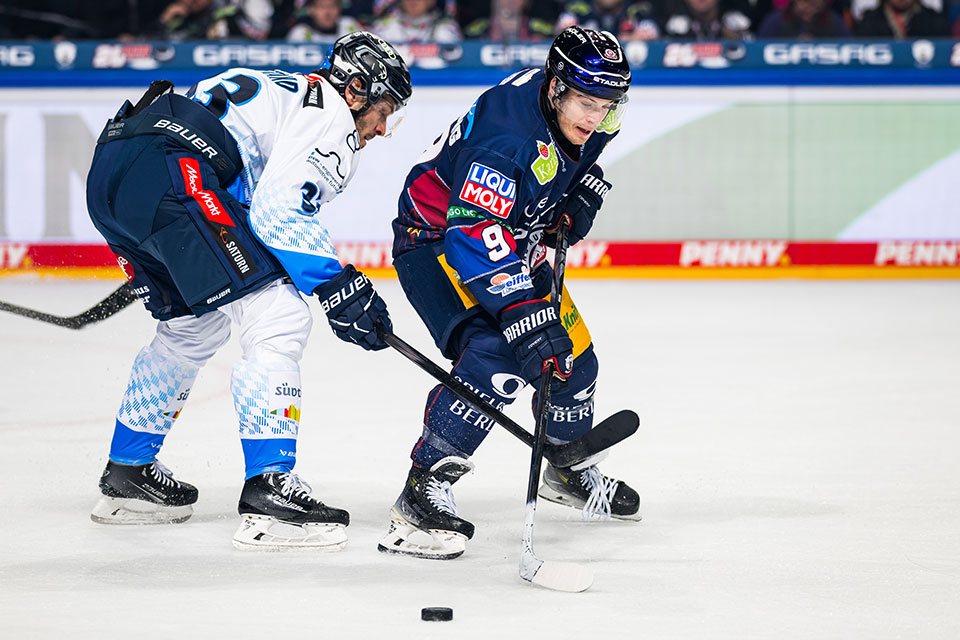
[545,27,631,104]
[318,31,412,113]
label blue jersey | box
[392,67,619,316]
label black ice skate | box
[232,472,350,552]
[90,459,198,525]
[538,462,641,521]
[378,456,475,560]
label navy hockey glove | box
[314,264,391,351]
[547,169,612,247]
[500,300,574,384]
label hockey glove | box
[546,169,612,247]
[314,264,391,351]
[500,299,574,384]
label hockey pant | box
[410,316,599,469]
[108,279,313,478]
[86,95,284,322]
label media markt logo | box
[531,140,558,185]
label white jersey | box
[188,68,362,294]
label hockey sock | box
[109,343,198,465]
[232,359,301,479]
[412,383,498,468]
[538,346,598,443]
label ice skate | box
[91,459,198,525]
[538,462,641,521]
[378,456,475,560]
[232,472,349,552]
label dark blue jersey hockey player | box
[379,27,641,561]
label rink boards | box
[2,241,960,279]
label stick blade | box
[528,560,594,593]
[547,409,640,468]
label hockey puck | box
[421,607,453,621]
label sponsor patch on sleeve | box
[458,162,516,219]
[486,271,532,297]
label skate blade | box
[232,514,347,552]
[537,484,642,522]
[377,513,466,560]
[90,496,193,525]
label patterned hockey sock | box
[411,384,487,468]
[232,359,301,479]
[109,343,198,465]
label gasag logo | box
[459,163,516,218]
[0,45,35,67]
[763,43,893,66]
[531,141,558,185]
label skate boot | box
[538,462,641,521]
[232,472,350,551]
[91,459,198,525]
[378,456,475,560]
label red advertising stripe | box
[3,241,960,277]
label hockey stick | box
[0,282,137,330]
[0,84,175,330]
[518,222,593,593]
[376,324,638,468]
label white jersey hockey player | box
[85,32,412,551]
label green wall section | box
[596,103,960,240]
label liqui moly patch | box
[459,163,516,219]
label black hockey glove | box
[500,300,573,384]
[546,168,612,247]
[314,264,391,351]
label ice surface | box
[1,277,959,638]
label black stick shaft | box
[525,224,570,506]
[377,325,534,449]
[0,282,137,329]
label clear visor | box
[556,91,629,134]
[368,95,407,138]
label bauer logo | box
[460,163,516,218]
[486,272,532,297]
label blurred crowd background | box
[0,0,957,44]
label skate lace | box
[579,466,618,521]
[150,461,178,488]
[424,478,458,516]
[279,473,315,502]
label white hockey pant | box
[108,279,313,477]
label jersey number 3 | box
[199,74,260,119]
